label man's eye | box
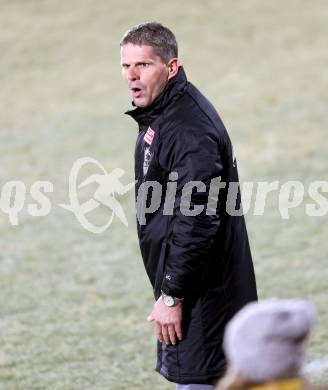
[139,63,149,68]
[122,64,129,69]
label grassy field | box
[0,1,327,389]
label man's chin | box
[133,97,151,108]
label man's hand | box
[147,296,183,345]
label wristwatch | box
[161,290,184,307]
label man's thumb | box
[147,313,154,322]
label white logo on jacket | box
[143,146,152,176]
[231,145,236,168]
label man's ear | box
[167,58,179,80]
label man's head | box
[120,22,179,108]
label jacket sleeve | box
[159,125,224,298]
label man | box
[120,22,257,390]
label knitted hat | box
[223,299,315,383]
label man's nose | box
[126,66,139,81]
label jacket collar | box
[125,66,188,126]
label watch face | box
[164,295,174,307]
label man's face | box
[121,44,170,108]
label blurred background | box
[0,0,327,389]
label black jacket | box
[126,66,257,385]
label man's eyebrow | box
[121,60,155,66]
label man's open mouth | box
[131,87,142,98]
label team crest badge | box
[143,146,152,176]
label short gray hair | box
[120,22,178,64]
